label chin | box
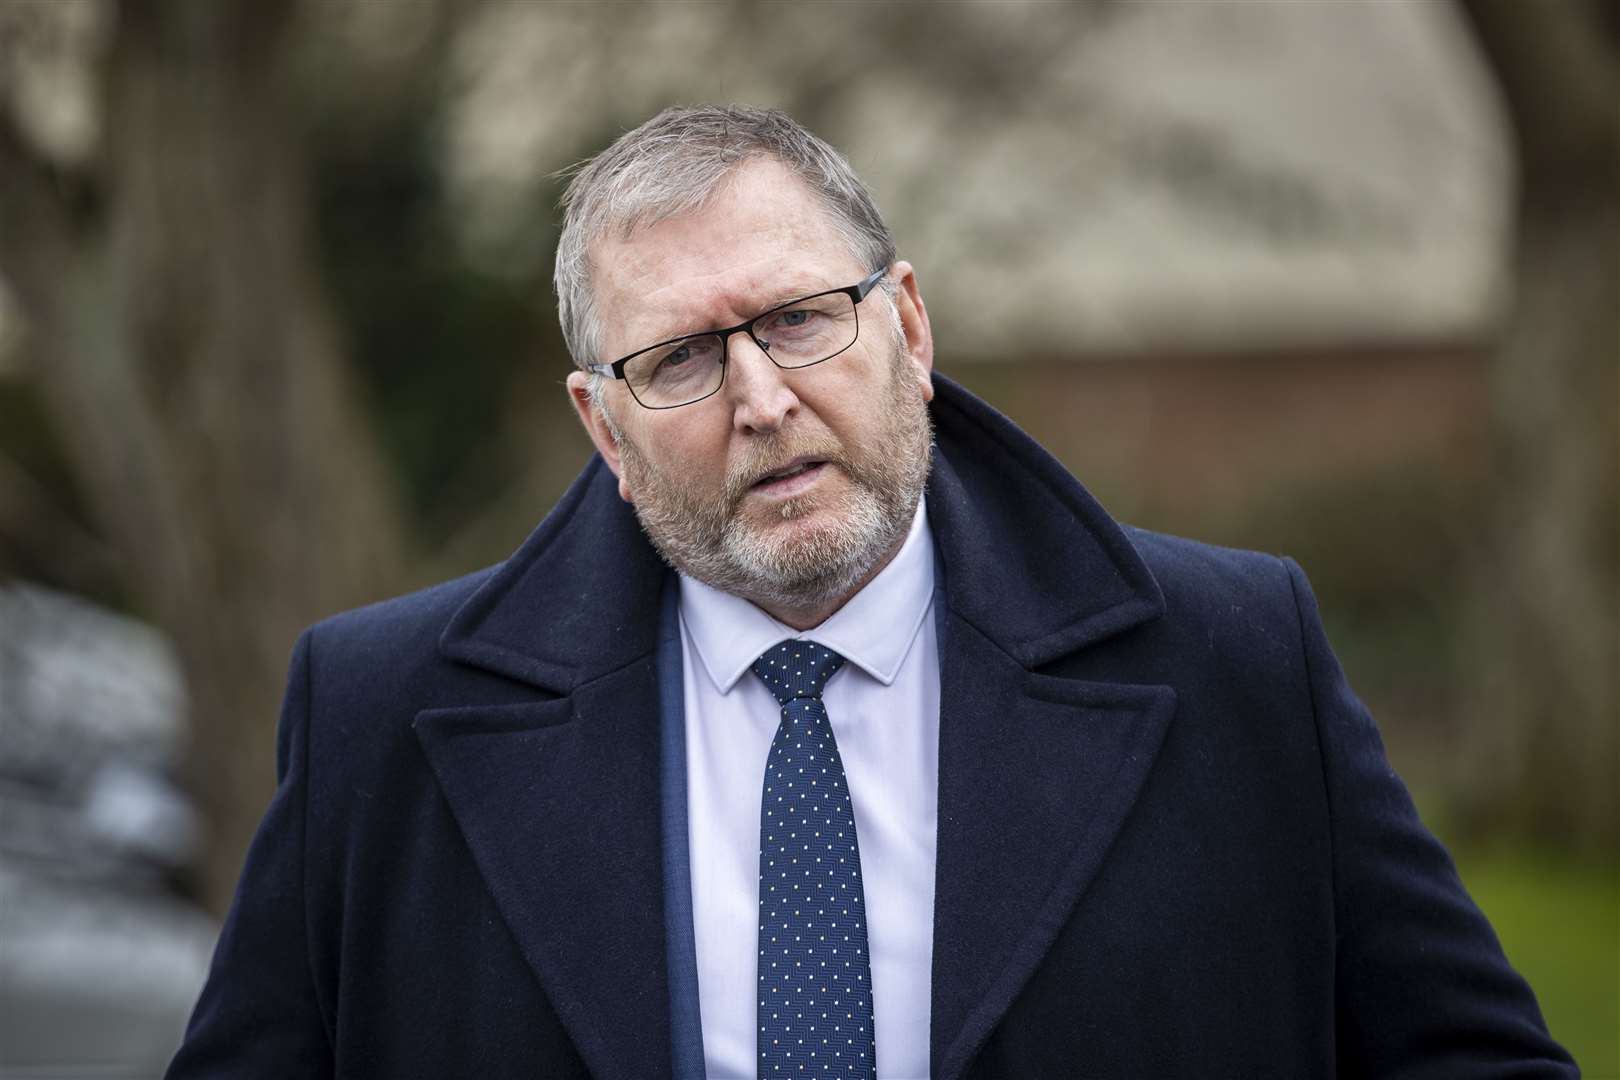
[724,490,892,598]
[738,491,857,555]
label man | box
[169,106,1574,1079]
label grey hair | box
[554,104,898,371]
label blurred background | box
[0,0,1614,1075]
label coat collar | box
[437,450,667,693]
[421,373,1174,1080]
[439,373,1165,687]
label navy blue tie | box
[752,640,876,1079]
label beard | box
[613,344,933,617]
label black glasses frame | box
[586,266,889,410]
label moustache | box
[721,438,853,506]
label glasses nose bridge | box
[718,318,777,369]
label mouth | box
[748,457,829,497]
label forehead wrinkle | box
[621,266,856,349]
[680,275,847,335]
[591,158,865,354]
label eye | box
[763,307,820,336]
[648,336,719,381]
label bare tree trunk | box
[0,0,407,912]
[1458,0,1619,851]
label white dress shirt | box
[679,499,940,1080]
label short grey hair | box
[554,104,898,370]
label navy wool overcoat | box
[169,376,1574,1078]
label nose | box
[724,333,800,434]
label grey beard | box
[613,358,933,617]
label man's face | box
[567,158,936,618]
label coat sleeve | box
[1282,558,1577,1077]
[166,629,335,1078]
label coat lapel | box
[415,459,676,1079]
[926,616,1175,1078]
[923,379,1176,1079]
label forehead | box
[589,158,865,356]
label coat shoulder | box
[1122,525,1299,624]
[295,564,519,729]
[1104,525,1312,686]
[306,566,498,665]
[325,563,499,628]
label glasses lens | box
[624,334,726,408]
[751,292,858,369]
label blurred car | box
[0,584,216,1079]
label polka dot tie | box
[751,640,876,1079]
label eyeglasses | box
[586,267,888,410]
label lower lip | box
[750,462,827,498]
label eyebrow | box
[642,279,839,346]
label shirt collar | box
[678,497,935,693]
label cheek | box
[642,420,731,491]
[830,354,910,435]
[813,350,888,415]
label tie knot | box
[750,640,846,705]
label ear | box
[889,260,935,403]
[566,370,634,502]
